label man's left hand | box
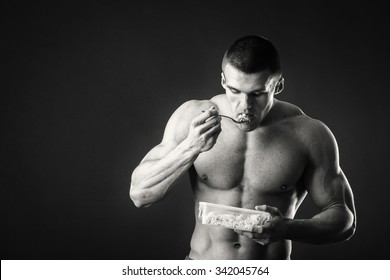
[235,205,288,245]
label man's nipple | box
[201,174,208,181]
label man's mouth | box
[236,113,254,124]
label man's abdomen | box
[189,221,291,260]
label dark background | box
[2,0,389,260]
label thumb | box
[255,205,280,216]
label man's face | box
[221,63,281,132]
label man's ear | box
[274,77,284,95]
[221,72,227,89]
[274,84,282,95]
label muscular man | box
[130,35,356,259]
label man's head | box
[221,35,283,131]
[222,35,281,74]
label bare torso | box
[187,95,309,259]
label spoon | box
[201,110,250,124]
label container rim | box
[198,201,268,215]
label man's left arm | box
[237,120,356,245]
[286,119,356,243]
[284,167,356,244]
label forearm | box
[284,204,355,244]
[130,139,199,207]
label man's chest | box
[193,126,307,193]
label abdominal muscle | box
[188,184,292,260]
[189,218,291,260]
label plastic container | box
[198,201,271,232]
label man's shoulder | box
[294,115,339,166]
[163,97,220,142]
[276,100,335,146]
[173,98,218,120]
[277,100,304,116]
[286,110,337,158]
[277,100,326,130]
[179,99,216,112]
[172,94,225,119]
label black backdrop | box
[2,0,389,260]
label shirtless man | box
[130,35,356,259]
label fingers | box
[203,120,222,137]
[255,205,280,216]
[234,208,284,246]
[234,229,268,246]
[187,105,222,152]
[191,107,221,136]
[192,106,219,127]
[234,230,252,238]
[203,118,221,134]
[235,225,265,235]
[199,116,221,133]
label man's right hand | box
[184,106,222,153]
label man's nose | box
[240,94,253,110]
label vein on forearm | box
[133,143,197,200]
[286,203,354,244]
[143,151,194,190]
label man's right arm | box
[130,101,221,207]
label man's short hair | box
[222,35,281,74]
